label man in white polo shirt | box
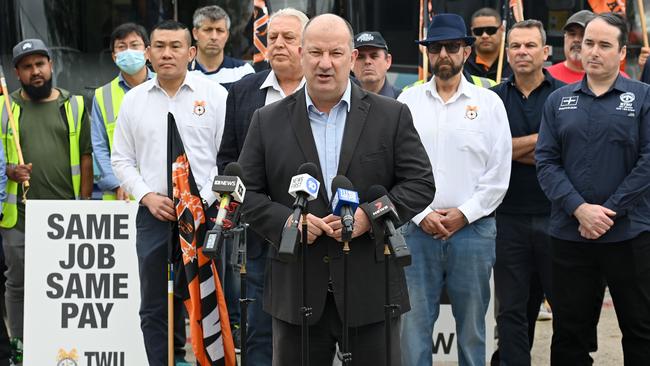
[111,20,227,366]
[398,13,511,366]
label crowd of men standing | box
[0,4,648,366]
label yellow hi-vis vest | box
[94,77,125,200]
[0,94,84,229]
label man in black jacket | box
[238,14,434,365]
[216,8,308,365]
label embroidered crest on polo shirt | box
[193,100,206,116]
[559,96,579,110]
[465,105,478,120]
[616,92,636,113]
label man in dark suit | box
[238,14,434,366]
[217,8,309,365]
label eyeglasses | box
[426,42,463,54]
[472,26,499,36]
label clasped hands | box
[419,208,467,240]
[574,203,616,240]
[287,208,371,244]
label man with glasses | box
[465,8,511,82]
[398,13,511,366]
[92,23,153,201]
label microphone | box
[330,176,359,243]
[278,163,321,262]
[203,162,246,258]
[366,185,411,267]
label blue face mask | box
[115,49,146,75]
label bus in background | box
[0,0,647,95]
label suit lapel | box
[287,89,329,203]
[338,84,370,177]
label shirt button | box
[323,255,330,263]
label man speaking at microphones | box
[238,14,434,366]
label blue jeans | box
[401,217,496,366]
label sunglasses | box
[472,26,499,36]
[426,42,464,54]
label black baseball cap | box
[13,39,51,66]
[354,31,388,50]
[563,10,595,31]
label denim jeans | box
[401,217,496,366]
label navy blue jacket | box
[217,69,271,258]
[536,75,650,243]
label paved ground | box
[185,289,623,365]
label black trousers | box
[135,207,185,366]
[494,213,553,366]
[272,292,401,366]
[551,233,650,366]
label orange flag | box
[168,113,236,366]
[588,0,626,13]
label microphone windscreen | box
[366,185,389,202]
[223,162,243,178]
[297,162,319,178]
[331,175,354,194]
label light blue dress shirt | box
[91,70,154,191]
[305,81,351,199]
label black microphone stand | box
[301,211,312,366]
[383,242,400,366]
[340,225,353,365]
[233,223,253,366]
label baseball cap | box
[563,10,595,31]
[354,31,388,50]
[12,39,51,66]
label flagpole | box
[496,1,508,83]
[638,0,649,48]
[0,65,30,199]
[168,262,174,366]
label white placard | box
[24,200,147,365]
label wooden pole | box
[638,0,649,48]
[496,19,507,83]
[0,67,30,195]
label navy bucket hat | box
[416,13,475,46]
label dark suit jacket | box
[238,83,435,327]
[218,69,271,259]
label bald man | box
[238,14,434,366]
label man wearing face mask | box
[0,38,93,365]
[91,23,153,201]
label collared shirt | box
[111,71,228,206]
[260,70,306,105]
[91,70,155,191]
[305,81,352,199]
[537,75,650,243]
[377,79,401,99]
[546,62,631,84]
[189,55,255,90]
[398,76,512,224]
[465,51,512,82]
[491,70,565,215]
